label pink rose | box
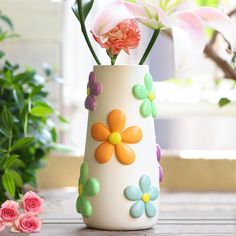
[0,200,19,225]
[11,214,42,233]
[0,220,5,232]
[93,19,141,56]
[22,191,44,215]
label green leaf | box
[72,0,94,23]
[11,137,34,151]
[11,159,26,168]
[43,63,52,76]
[0,15,14,30]
[219,98,231,107]
[13,88,25,110]
[0,127,10,137]
[8,170,23,187]
[51,127,57,143]
[2,171,15,197]
[30,106,54,117]
[1,105,13,129]
[57,114,69,123]
[0,50,5,59]
[4,154,19,169]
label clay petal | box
[95,142,114,164]
[88,71,96,87]
[91,123,110,141]
[121,126,142,144]
[91,82,102,96]
[108,109,126,133]
[85,95,97,111]
[115,143,135,165]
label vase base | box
[83,220,157,231]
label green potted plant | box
[0,12,65,203]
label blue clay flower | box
[124,175,159,218]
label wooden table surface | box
[2,189,236,235]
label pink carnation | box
[11,214,42,233]
[0,200,19,226]
[21,191,44,215]
[93,19,141,56]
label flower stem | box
[77,0,101,65]
[139,29,160,65]
[107,50,118,65]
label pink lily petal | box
[193,7,236,52]
[92,0,134,36]
[170,11,206,70]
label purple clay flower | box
[156,144,162,162]
[85,72,102,111]
[159,165,164,183]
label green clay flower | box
[132,73,157,118]
[76,161,100,218]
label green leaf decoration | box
[4,154,19,169]
[11,137,34,151]
[219,98,231,107]
[2,105,13,129]
[72,0,94,23]
[2,171,15,197]
[8,170,23,187]
[30,106,54,117]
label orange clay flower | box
[91,109,142,165]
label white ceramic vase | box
[76,65,160,230]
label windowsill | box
[38,150,236,191]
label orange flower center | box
[79,184,83,195]
[149,92,155,102]
[87,88,91,96]
[142,193,150,203]
[108,132,122,145]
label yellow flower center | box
[79,184,83,195]
[87,88,91,96]
[108,132,122,145]
[142,193,150,203]
[149,92,155,102]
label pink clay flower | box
[93,19,141,56]
[0,200,19,226]
[11,214,42,233]
[21,191,44,215]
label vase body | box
[80,65,160,230]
